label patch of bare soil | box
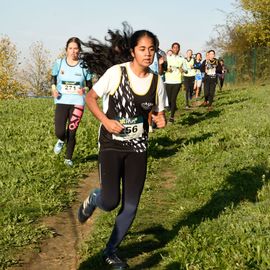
[161,170,177,190]
[8,171,99,270]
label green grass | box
[78,85,270,270]
[1,84,270,269]
[0,98,99,269]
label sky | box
[1,0,237,61]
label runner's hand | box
[52,89,60,98]
[77,88,85,96]
[103,119,124,134]
[152,113,166,128]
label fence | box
[223,47,270,84]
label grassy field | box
[1,84,270,269]
[0,98,100,269]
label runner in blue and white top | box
[148,48,167,132]
[193,52,203,99]
[52,58,91,106]
[77,24,167,269]
[51,37,92,166]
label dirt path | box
[9,171,99,270]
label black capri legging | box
[96,149,147,255]
[184,76,195,106]
[204,76,217,106]
[165,83,181,118]
[54,104,84,159]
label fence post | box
[252,48,257,84]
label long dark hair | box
[80,22,158,77]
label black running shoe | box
[78,188,99,224]
[169,117,175,123]
[103,252,129,269]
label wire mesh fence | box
[223,47,270,85]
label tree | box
[207,0,270,83]
[209,0,270,54]
[0,36,24,99]
[22,41,52,96]
[239,0,270,47]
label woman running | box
[77,23,167,269]
[148,47,167,132]
[200,50,222,110]
[164,42,184,122]
[193,52,203,99]
[217,59,228,90]
[183,49,196,109]
[51,37,92,166]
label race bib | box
[61,81,80,94]
[206,66,216,76]
[112,116,144,141]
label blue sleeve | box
[84,68,92,81]
[86,70,92,81]
[51,59,61,76]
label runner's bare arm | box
[86,90,124,134]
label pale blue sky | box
[1,0,236,60]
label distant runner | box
[200,50,222,110]
[51,37,92,166]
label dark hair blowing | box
[80,22,159,77]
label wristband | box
[51,84,56,91]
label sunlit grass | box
[1,84,270,269]
[0,98,99,269]
[78,85,270,269]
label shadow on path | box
[148,132,213,159]
[113,164,269,269]
[76,153,98,164]
[180,110,221,126]
[217,96,250,107]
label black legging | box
[54,104,84,159]
[184,76,195,106]
[96,150,147,255]
[204,76,217,106]
[218,74,225,90]
[165,83,181,118]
